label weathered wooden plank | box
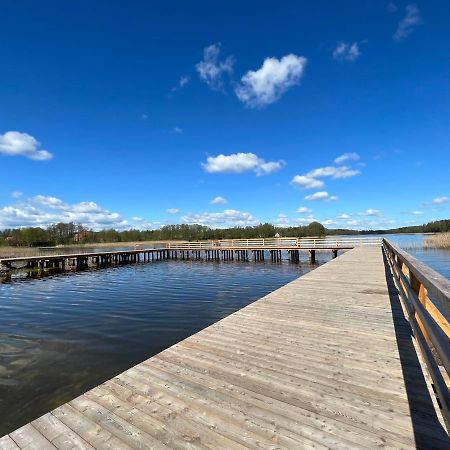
[0,435,20,450]
[8,424,56,449]
[32,414,95,450]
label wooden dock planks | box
[2,246,449,449]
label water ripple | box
[0,258,320,435]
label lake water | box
[0,255,325,436]
[0,235,449,435]
[380,233,450,279]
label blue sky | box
[0,1,449,230]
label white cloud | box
[166,208,180,214]
[196,43,234,90]
[141,113,148,120]
[332,42,360,62]
[274,213,317,227]
[172,127,183,134]
[307,166,360,179]
[0,195,130,230]
[337,213,351,219]
[292,164,360,191]
[411,210,424,215]
[202,152,284,176]
[393,5,421,42]
[291,175,324,189]
[211,196,227,205]
[181,209,258,228]
[33,195,66,209]
[334,152,360,164]
[0,131,53,161]
[305,191,338,202]
[179,76,190,87]
[235,54,307,107]
[171,75,190,93]
[132,216,143,221]
[432,196,449,205]
[358,209,383,217]
[296,206,312,214]
[11,191,23,199]
[274,213,289,226]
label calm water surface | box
[382,233,450,278]
[0,256,324,435]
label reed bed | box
[423,232,450,249]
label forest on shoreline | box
[1,219,449,247]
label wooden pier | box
[0,237,381,275]
[1,241,449,449]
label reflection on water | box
[0,255,325,435]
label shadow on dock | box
[382,250,450,447]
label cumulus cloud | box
[411,210,424,215]
[211,196,227,205]
[334,152,360,164]
[393,5,421,42]
[358,209,383,217]
[0,131,53,161]
[166,208,180,214]
[11,191,23,199]
[291,175,324,189]
[196,43,234,90]
[181,209,258,228]
[337,213,351,219]
[33,195,67,209]
[235,54,307,107]
[202,152,284,176]
[305,191,338,202]
[332,42,360,62]
[297,206,312,214]
[291,164,360,190]
[432,196,449,205]
[0,195,129,230]
[274,213,317,227]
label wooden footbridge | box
[0,237,381,273]
[1,239,450,449]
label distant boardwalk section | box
[1,244,450,449]
[0,236,382,274]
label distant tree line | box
[0,219,449,248]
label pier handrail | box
[166,236,382,249]
[383,239,450,431]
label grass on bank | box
[0,241,173,258]
[423,232,450,249]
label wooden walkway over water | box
[0,237,381,274]
[1,245,449,449]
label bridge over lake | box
[1,239,449,449]
[0,237,381,273]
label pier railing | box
[383,239,450,431]
[166,236,382,249]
